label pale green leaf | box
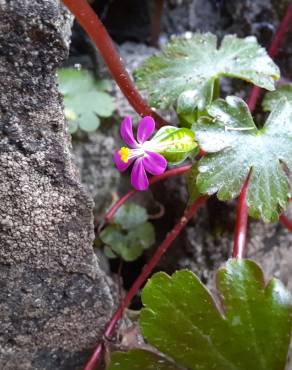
[58,68,115,132]
[78,111,100,132]
[100,222,155,262]
[58,68,94,94]
[263,84,292,111]
[100,203,155,261]
[135,33,279,112]
[114,203,148,230]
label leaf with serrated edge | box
[192,96,292,222]
[134,33,279,111]
[108,260,292,370]
[263,84,292,112]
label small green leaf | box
[58,68,115,133]
[177,90,198,116]
[100,222,155,262]
[192,96,292,222]
[95,79,113,92]
[100,203,155,262]
[263,84,292,111]
[108,259,292,370]
[152,126,197,164]
[135,33,279,112]
[78,111,100,132]
[208,95,256,130]
[114,203,148,229]
[58,68,94,94]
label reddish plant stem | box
[104,164,192,224]
[279,214,292,231]
[247,2,292,112]
[232,172,251,259]
[84,196,207,370]
[62,0,167,128]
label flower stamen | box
[119,147,130,163]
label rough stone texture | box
[0,1,118,369]
[72,132,120,215]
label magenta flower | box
[114,116,167,191]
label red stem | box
[279,214,292,231]
[247,2,292,112]
[84,196,207,370]
[62,0,167,128]
[104,164,192,224]
[232,172,251,259]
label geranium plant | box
[62,1,292,370]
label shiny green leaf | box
[134,33,279,112]
[192,96,292,222]
[109,260,292,370]
[263,84,292,111]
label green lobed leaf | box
[58,68,115,133]
[192,96,292,222]
[114,203,148,229]
[100,203,155,262]
[263,84,292,112]
[108,259,292,370]
[134,33,279,112]
[152,126,197,164]
[100,223,155,262]
[58,68,94,94]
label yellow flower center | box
[119,146,130,163]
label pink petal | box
[113,150,133,172]
[143,151,167,175]
[120,116,138,148]
[137,116,155,143]
[131,158,149,191]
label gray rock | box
[0,1,118,368]
[72,132,120,216]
